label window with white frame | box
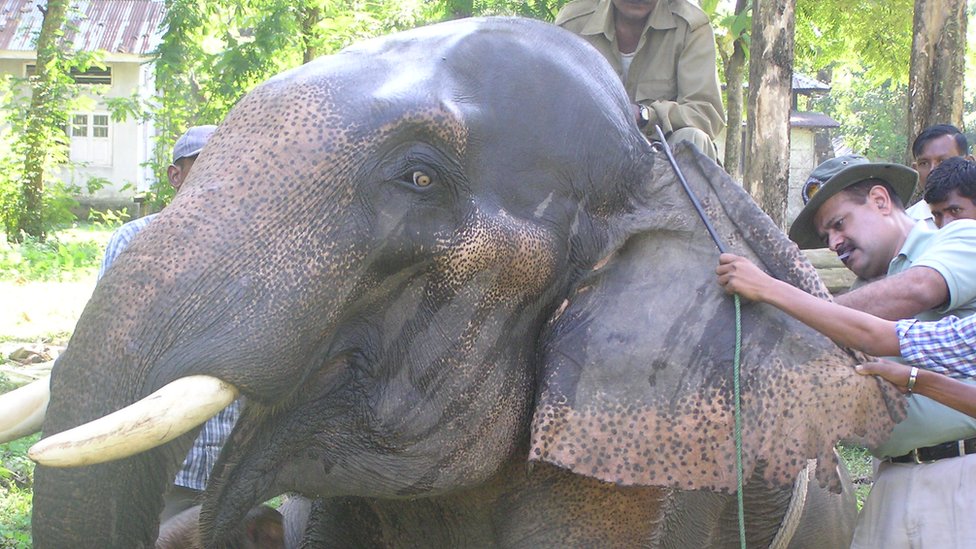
[69,113,112,165]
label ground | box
[0,223,107,548]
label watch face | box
[638,105,650,127]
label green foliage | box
[88,207,132,228]
[0,1,120,243]
[0,434,37,549]
[795,0,913,86]
[794,0,914,161]
[459,0,569,20]
[0,233,104,282]
[837,444,873,510]
[812,69,909,162]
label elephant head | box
[15,17,902,547]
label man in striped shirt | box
[99,125,241,522]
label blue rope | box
[654,126,747,549]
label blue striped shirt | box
[897,315,976,379]
[99,216,241,491]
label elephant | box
[3,16,904,548]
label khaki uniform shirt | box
[556,0,726,139]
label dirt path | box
[0,276,97,344]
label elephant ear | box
[530,144,905,492]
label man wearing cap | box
[789,154,976,548]
[100,125,216,273]
[98,125,241,521]
[555,0,725,161]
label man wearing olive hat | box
[789,154,976,548]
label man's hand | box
[716,253,776,302]
[855,359,912,393]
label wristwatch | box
[637,104,651,129]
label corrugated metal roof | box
[791,111,840,129]
[792,72,831,94]
[0,0,164,56]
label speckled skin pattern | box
[531,148,904,496]
[31,17,903,549]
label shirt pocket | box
[636,79,677,103]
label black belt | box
[888,437,976,464]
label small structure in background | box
[787,73,841,227]
[0,0,165,213]
[718,73,842,227]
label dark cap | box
[172,125,217,163]
[788,155,918,249]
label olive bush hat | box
[787,154,918,249]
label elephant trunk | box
[30,280,207,546]
[29,195,334,545]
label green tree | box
[6,1,71,242]
[794,0,914,161]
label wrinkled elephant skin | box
[31,17,902,548]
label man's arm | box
[716,254,900,355]
[834,266,948,320]
[857,360,976,419]
[642,19,725,138]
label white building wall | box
[0,55,155,208]
[787,128,816,226]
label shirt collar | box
[891,221,937,269]
[580,0,679,42]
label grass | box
[839,444,875,509]
[0,224,111,345]
[0,435,38,549]
[0,222,114,547]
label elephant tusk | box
[28,375,239,467]
[0,376,50,443]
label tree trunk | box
[905,0,966,166]
[722,0,749,182]
[300,3,321,64]
[745,0,795,230]
[10,0,70,242]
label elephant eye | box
[412,170,432,187]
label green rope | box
[650,125,747,548]
[733,294,746,549]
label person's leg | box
[913,453,976,549]
[667,127,719,163]
[850,462,910,549]
[160,484,202,524]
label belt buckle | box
[912,448,923,464]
